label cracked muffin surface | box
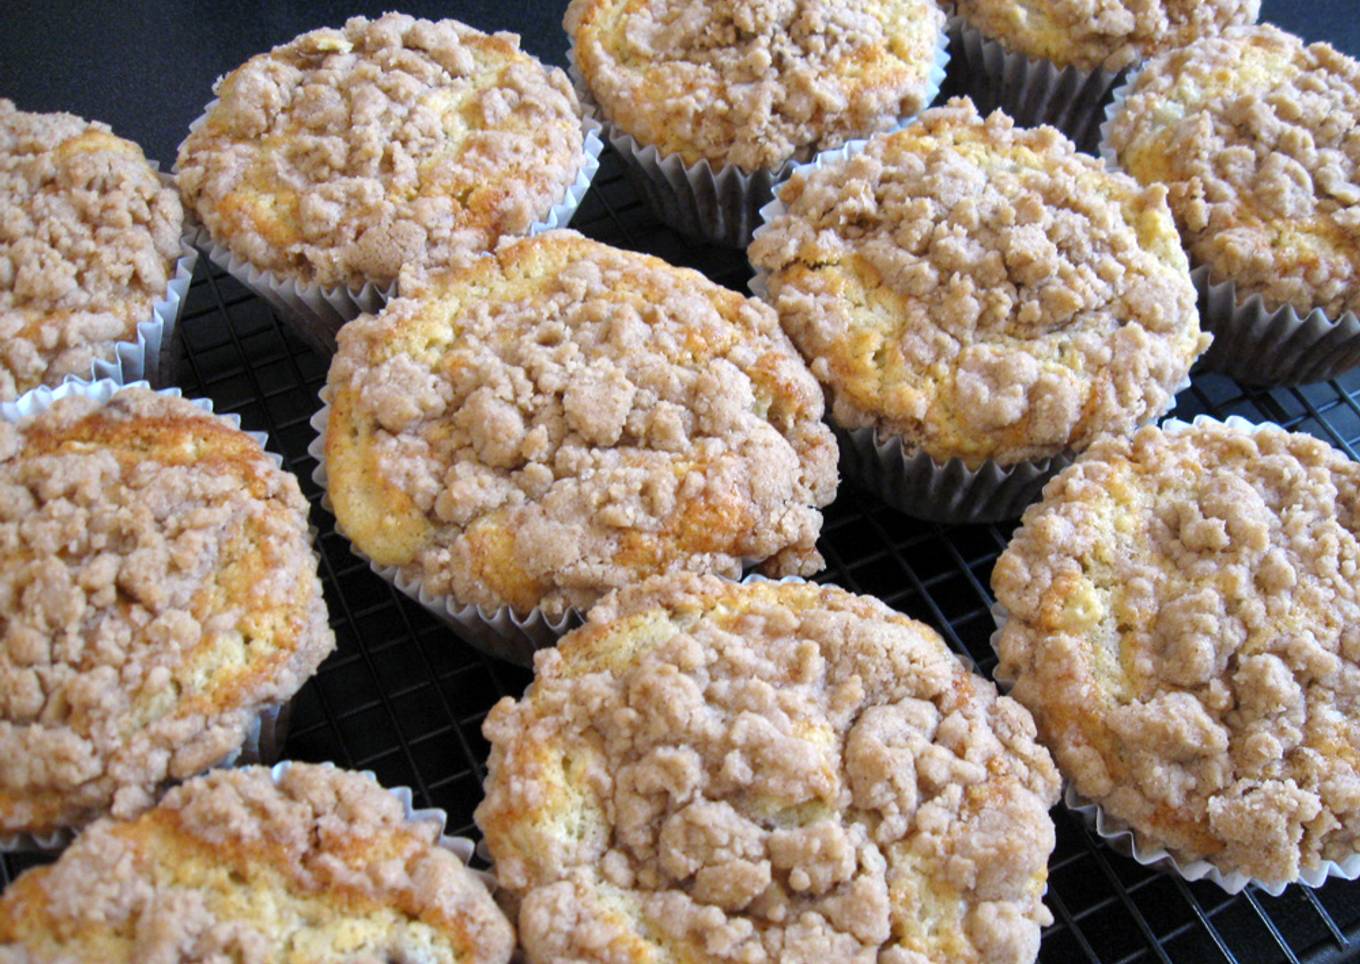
[954,0,1258,73]
[993,420,1360,885]
[749,99,1206,467]
[566,0,944,171]
[176,12,585,290]
[0,763,514,963]
[477,574,1061,963]
[324,231,838,619]
[1107,24,1360,317]
[0,388,334,838]
[0,99,183,401]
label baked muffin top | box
[954,0,1258,73]
[0,388,334,838]
[176,13,585,291]
[749,99,1205,467]
[993,420,1360,885]
[324,231,837,619]
[1107,24,1360,318]
[477,574,1061,963]
[0,763,514,963]
[0,100,183,401]
[565,0,944,171]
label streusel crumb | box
[749,99,1207,466]
[1108,24,1360,317]
[566,0,944,171]
[325,231,838,619]
[478,575,1061,962]
[176,13,585,290]
[993,420,1360,885]
[0,100,183,401]
[955,0,1258,73]
[0,388,334,837]
[0,764,513,963]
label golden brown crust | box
[477,574,1061,962]
[1108,24,1360,317]
[749,99,1206,467]
[0,764,514,963]
[566,0,944,171]
[0,100,184,401]
[993,421,1360,884]
[176,13,585,290]
[325,231,838,618]
[0,389,334,837]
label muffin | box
[176,12,596,351]
[993,418,1360,890]
[565,0,947,246]
[0,384,334,843]
[949,0,1259,150]
[318,230,838,662]
[1104,24,1360,384]
[477,574,1062,962]
[0,763,514,962]
[749,99,1207,522]
[0,99,190,401]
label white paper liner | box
[988,413,1360,895]
[177,99,603,356]
[1099,76,1360,386]
[569,27,949,248]
[0,378,309,853]
[948,15,1127,152]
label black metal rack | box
[5,143,1360,964]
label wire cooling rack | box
[5,144,1360,964]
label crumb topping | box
[1108,24,1360,317]
[176,13,585,290]
[993,420,1360,884]
[565,0,944,171]
[0,389,335,837]
[749,99,1206,467]
[477,575,1061,962]
[955,0,1259,73]
[0,764,514,963]
[325,232,838,618]
[0,100,183,401]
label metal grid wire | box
[5,144,1360,964]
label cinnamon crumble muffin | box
[1106,24,1360,318]
[0,100,184,401]
[0,387,334,839]
[993,419,1360,885]
[176,12,586,291]
[749,99,1207,468]
[477,574,1061,962]
[953,0,1258,74]
[324,231,838,621]
[0,763,514,962]
[565,0,945,172]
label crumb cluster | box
[0,100,183,401]
[0,389,334,837]
[478,574,1061,962]
[566,0,944,171]
[1109,24,1360,317]
[0,764,514,962]
[994,420,1360,884]
[750,99,1206,467]
[176,13,585,290]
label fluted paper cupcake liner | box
[0,378,308,852]
[948,16,1126,153]
[177,100,603,356]
[1100,78,1360,385]
[568,28,949,248]
[989,414,1360,895]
